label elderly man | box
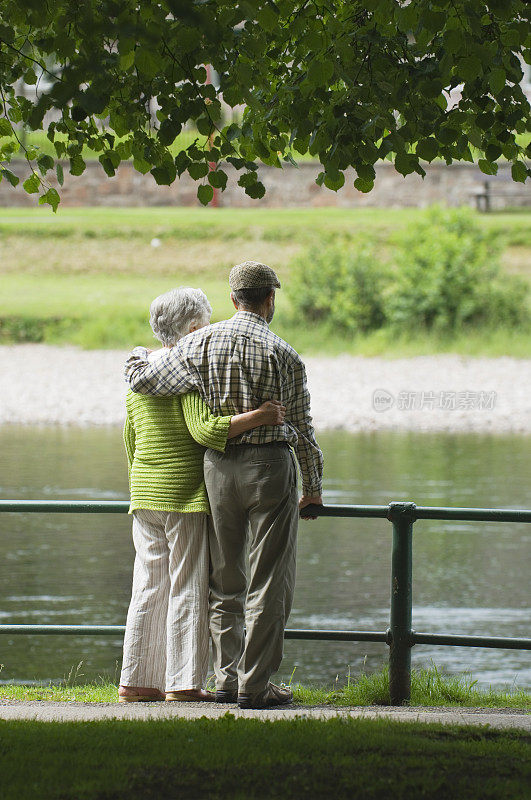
[124,261,323,709]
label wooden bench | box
[472,171,529,212]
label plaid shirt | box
[124,311,323,495]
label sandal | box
[165,689,215,702]
[118,687,166,703]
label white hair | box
[149,287,212,346]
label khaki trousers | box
[204,444,299,695]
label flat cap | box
[229,261,281,291]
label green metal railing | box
[1,499,530,704]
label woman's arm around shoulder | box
[181,392,286,452]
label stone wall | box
[0,158,529,209]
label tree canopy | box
[0,0,529,211]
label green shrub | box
[287,207,530,340]
[385,206,530,334]
[286,240,388,334]
[0,316,77,343]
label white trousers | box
[120,509,209,692]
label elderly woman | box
[118,287,284,702]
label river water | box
[0,425,529,689]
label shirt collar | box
[233,310,269,328]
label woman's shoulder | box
[126,389,183,414]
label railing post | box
[387,501,416,705]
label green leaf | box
[196,116,214,137]
[99,153,116,177]
[38,187,60,212]
[488,67,506,95]
[188,143,205,161]
[460,56,483,81]
[133,157,151,175]
[244,181,266,199]
[109,112,129,138]
[56,163,64,186]
[324,169,345,192]
[134,48,159,79]
[0,118,12,137]
[293,136,309,155]
[8,106,22,123]
[116,140,133,160]
[118,36,135,55]
[225,123,240,142]
[178,27,198,55]
[23,173,41,194]
[354,177,374,193]
[151,163,176,185]
[478,159,498,176]
[238,171,258,188]
[438,127,459,145]
[119,51,135,70]
[0,24,15,44]
[37,155,54,175]
[511,161,527,183]
[208,169,228,190]
[175,151,191,176]
[197,184,214,205]
[69,155,86,176]
[1,167,19,187]
[194,66,207,84]
[501,28,519,47]
[485,143,502,162]
[467,128,483,149]
[188,162,209,180]
[394,152,416,176]
[476,112,495,131]
[416,138,439,162]
[257,7,277,31]
[444,29,464,55]
[71,105,87,122]
[356,164,376,181]
[158,118,182,146]
[307,59,334,87]
[254,140,270,160]
[54,140,67,157]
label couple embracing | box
[119,261,323,709]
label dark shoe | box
[215,689,238,703]
[238,683,293,709]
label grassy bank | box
[1,207,530,356]
[2,667,529,709]
[1,715,529,800]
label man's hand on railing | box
[299,494,323,520]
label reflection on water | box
[0,425,529,689]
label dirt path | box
[0,700,529,730]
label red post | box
[205,64,219,208]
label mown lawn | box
[1,715,529,800]
[0,206,530,356]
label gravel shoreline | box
[1,344,530,433]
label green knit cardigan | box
[123,389,231,514]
